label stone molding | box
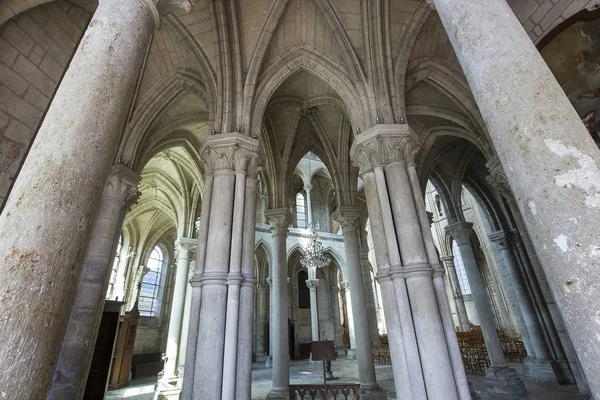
[350,124,420,175]
[266,277,273,288]
[488,230,518,250]
[445,221,474,246]
[199,132,262,176]
[265,208,292,237]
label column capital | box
[445,221,474,245]
[488,230,518,250]
[306,279,319,289]
[339,281,350,291]
[265,208,292,237]
[304,184,313,192]
[333,205,362,231]
[350,124,420,175]
[104,164,141,209]
[440,254,455,265]
[135,0,194,31]
[257,283,269,293]
[175,237,197,260]
[199,132,262,176]
[266,276,273,288]
[485,156,514,200]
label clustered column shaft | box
[182,133,261,400]
[350,124,464,400]
[440,255,471,332]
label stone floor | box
[105,359,581,399]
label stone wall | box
[0,1,90,208]
[134,317,163,355]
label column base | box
[360,384,387,400]
[154,376,181,400]
[523,356,566,383]
[554,359,576,384]
[346,348,357,360]
[469,381,481,400]
[485,366,527,398]
[265,355,273,368]
[266,388,288,399]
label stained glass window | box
[139,246,164,316]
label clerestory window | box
[296,192,307,228]
[139,246,164,316]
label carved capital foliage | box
[485,156,513,199]
[333,205,362,232]
[339,281,350,291]
[104,164,141,212]
[175,237,197,261]
[425,0,436,11]
[489,230,517,250]
[266,277,273,288]
[350,124,420,175]
[440,255,455,267]
[306,279,319,289]
[265,208,292,237]
[445,221,473,246]
[199,133,262,176]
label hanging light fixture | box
[300,225,331,269]
[300,153,330,269]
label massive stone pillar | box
[446,222,526,397]
[156,238,196,399]
[360,245,381,343]
[441,255,471,332]
[185,133,260,400]
[48,165,140,400]
[265,208,292,399]
[334,207,386,400]
[489,231,560,383]
[432,0,600,394]
[0,1,191,397]
[351,125,462,400]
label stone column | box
[334,207,386,400]
[156,238,196,398]
[432,0,600,394]
[265,208,292,399]
[188,133,260,400]
[487,158,587,392]
[265,276,274,368]
[181,171,214,400]
[441,255,471,332]
[0,0,191,396]
[256,284,269,361]
[48,165,140,400]
[331,286,344,348]
[235,164,260,399]
[340,281,357,356]
[446,222,526,397]
[489,230,561,383]
[305,184,313,226]
[351,125,462,400]
[359,158,425,400]
[178,262,194,373]
[360,245,381,343]
[307,279,320,343]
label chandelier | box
[300,224,331,269]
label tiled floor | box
[105,359,581,399]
